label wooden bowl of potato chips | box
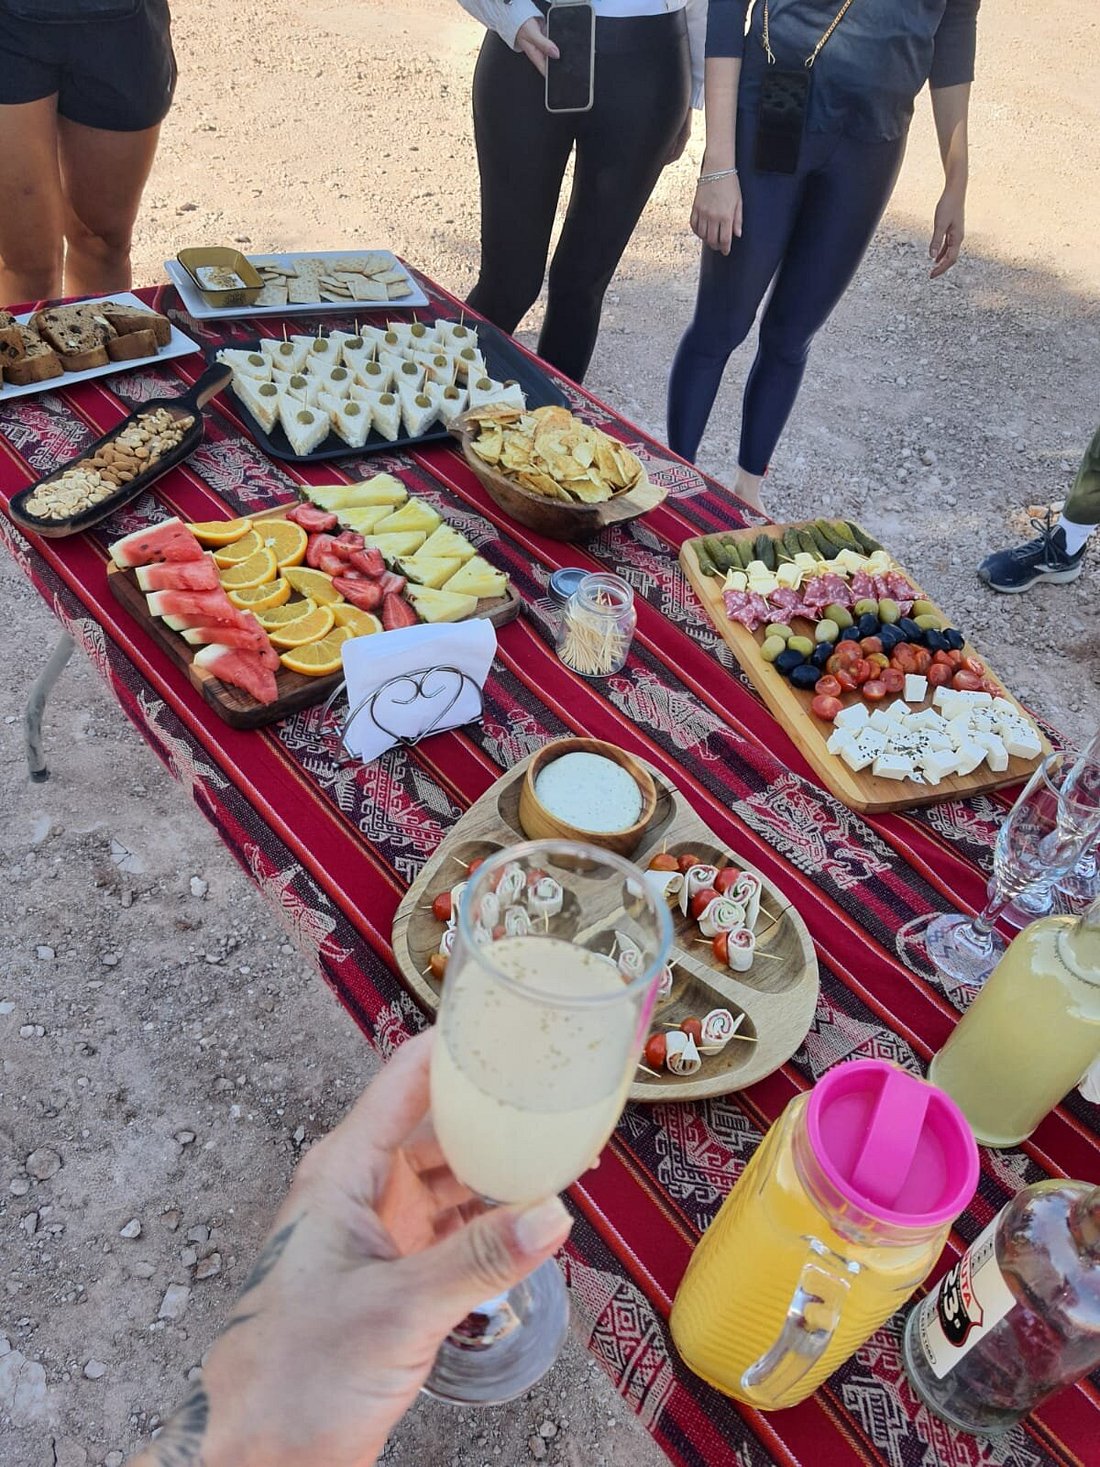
[452,405,667,541]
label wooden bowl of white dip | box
[518,738,658,858]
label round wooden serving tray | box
[450,418,667,542]
[391,749,819,1103]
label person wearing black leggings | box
[457,1,706,385]
[667,0,980,511]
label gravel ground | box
[2,3,1098,1465]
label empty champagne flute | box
[897,750,1100,988]
[1002,733,1100,926]
[424,839,673,1405]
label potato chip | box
[464,402,645,506]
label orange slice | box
[219,547,278,591]
[188,517,252,547]
[257,596,317,628]
[213,528,264,566]
[256,518,308,568]
[282,565,344,606]
[268,604,336,649]
[280,626,353,677]
[331,604,381,636]
[227,577,291,612]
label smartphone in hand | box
[545,1,595,114]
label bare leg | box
[57,117,161,295]
[0,97,65,303]
[733,468,765,514]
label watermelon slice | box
[110,517,205,569]
[162,607,258,632]
[135,556,221,594]
[146,588,238,621]
[193,644,279,705]
[180,621,278,666]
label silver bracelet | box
[698,167,738,184]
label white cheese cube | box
[793,552,817,570]
[882,699,911,723]
[923,748,961,783]
[723,570,747,592]
[992,697,1019,721]
[834,703,871,732]
[842,729,888,773]
[1003,725,1043,760]
[907,708,948,733]
[983,734,1009,773]
[826,727,854,757]
[960,690,994,706]
[954,741,987,777]
[745,560,769,577]
[775,562,802,589]
[868,709,895,734]
[903,674,928,704]
[933,688,961,715]
[873,753,916,781]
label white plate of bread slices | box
[165,250,430,320]
[0,293,200,401]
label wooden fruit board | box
[391,750,819,1103]
[679,521,1048,815]
[107,504,521,729]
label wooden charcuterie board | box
[679,521,1048,815]
[391,750,819,1103]
[107,504,521,729]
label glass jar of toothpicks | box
[556,572,636,678]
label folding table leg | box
[25,631,76,783]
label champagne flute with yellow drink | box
[425,839,672,1405]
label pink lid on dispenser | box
[806,1060,978,1229]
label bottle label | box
[914,1216,1017,1380]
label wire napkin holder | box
[318,664,485,762]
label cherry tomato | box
[428,953,448,981]
[714,868,740,894]
[946,649,963,668]
[466,856,484,875]
[648,852,679,872]
[835,643,863,663]
[851,658,872,685]
[712,932,730,965]
[928,662,953,687]
[526,868,549,887]
[881,667,905,694]
[491,923,506,940]
[912,648,933,675]
[681,1017,704,1045]
[836,669,859,692]
[811,693,843,722]
[690,887,720,919]
[431,892,453,922]
[815,674,843,699]
[932,650,954,667]
[644,1033,667,1069]
[862,678,887,702]
[962,656,985,676]
[952,669,982,691]
[860,636,884,656]
[892,645,917,673]
[980,676,1000,695]
[677,852,701,873]
[867,652,890,670]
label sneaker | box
[977,511,1086,593]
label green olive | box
[815,619,839,644]
[825,603,854,629]
[915,612,944,630]
[911,599,937,618]
[853,598,879,617]
[787,635,815,657]
[760,636,788,663]
[764,622,793,643]
[877,598,900,624]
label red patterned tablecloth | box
[1,278,1096,1467]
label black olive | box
[944,627,965,650]
[811,643,834,668]
[856,612,881,638]
[839,626,862,643]
[897,617,922,641]
[775,648,808,674]
[790,663,821,690]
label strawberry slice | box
[333,576,383,612]
[333,530,365,555]
[306,532,340,569]
[286,503,338,533]
[382,593,418,630]
[378,571,407,597]
[348,547,385,579]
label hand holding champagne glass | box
[426,839,673,1404]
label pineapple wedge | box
[306,474,408,511]
[398,554,464,589]
[364,531,427,559]
[419,524,476,564]
[336,505,392,535]
[442,556,508,599]
[374,501,443,535]
[405,585,479,624]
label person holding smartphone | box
[0,0,176,305]
[667,0,979,512]
[455,1,708,384]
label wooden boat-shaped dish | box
[391,748,819,1103]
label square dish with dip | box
[391,740,819,1103]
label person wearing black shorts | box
[0,0,176,304]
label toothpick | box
[282,323,288,343]
[751,951,783,962]
[636,1062,663,1079]
[449,855,467,867]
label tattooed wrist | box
[130,1386,210,1467]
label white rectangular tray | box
[0,292,200,404]
[164,250,430,320]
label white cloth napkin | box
[1079,1055,1100,1104]
[341,620,497,763]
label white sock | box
[1057,515,1095,556]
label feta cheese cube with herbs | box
[1003,724,1043,759]
[954,741,987,777]
[873,753,916,781]
[842,729,888,773]
[826,726,854,757]
[834,702,871,732]
[903,674,928,703]
[922,748,961,783]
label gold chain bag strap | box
[754,0,859,173]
